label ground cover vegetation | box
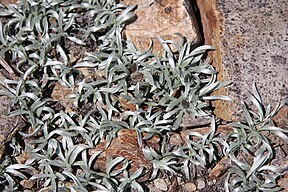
[0,0,287,191]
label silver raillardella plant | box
[0,0,287,191]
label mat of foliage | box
[0,0,287,191]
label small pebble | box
[196,179,206,190]
[147,183,163,192]
[208,180,213,186]
[154,178,168,191]
[183,182,197,191]
[177,176,182,184]
[169,133,183,145]
[20,179,35,189]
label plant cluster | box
[0,0,287,191]
[222,84,288,191]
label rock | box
[196,179,206,190]
[278,173,288,191]
[207,180,213,186]
[76,67,105,82]
[181,114,211,128]
[122,0,201,55]
[89,129,159,181]
[15,151,30,164]
[147,184,164,192]
[177,176,183,184]
[0,0,17,6]
[273,106,288,129]
[168,177,179,192]
[209,157,229,179]
[196,0,288,121]
[169,133,183,146]
[20,179,35,189]
[154,178,168,191]
[51,83,73,102]
[183,182,197,192]
[51,83,78,113]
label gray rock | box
[196,179,205,190]
[153,178,168,191]
[196,0,288,121]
